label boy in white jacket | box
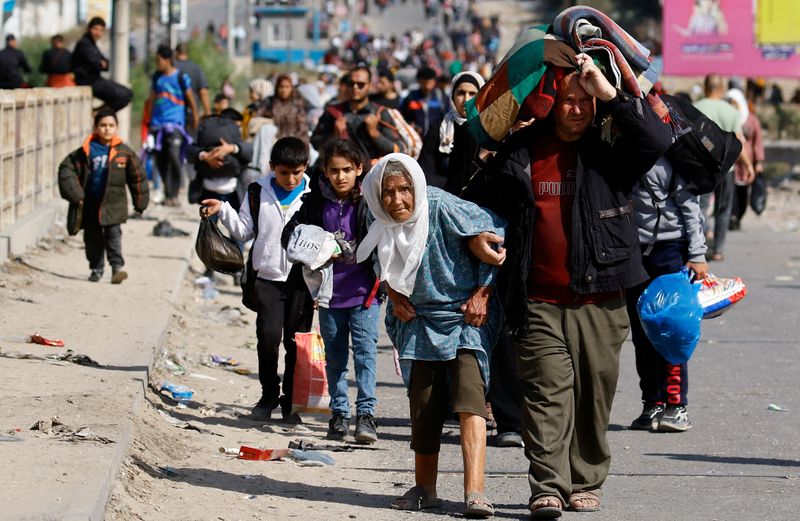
[202,137,313,422]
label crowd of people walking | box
[15,1,771,519]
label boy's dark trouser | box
[700,169,734,255]
[626,240,690,406]
[253,266,313,408]
[156,131,184,199]
[83,223,123,272]
[487,328,522,434]
[514,298,629,506]
[91,78,133,112]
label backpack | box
[240,182,262,311]
[377,106,423,159]
[662,94,743,196]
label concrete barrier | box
[0,87,92,261]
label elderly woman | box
[271,74,310,143]
[356,153,505,518]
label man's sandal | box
[568,490,601,512]
[390,485,442,511]
[529,495,563,519]
[464,492,495,518]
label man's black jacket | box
[463,91,672,331]
[72,33,107,85]
[40,47,72,75]
[187,115,253,180]
[0,47,31,89]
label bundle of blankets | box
[465,5,671,149]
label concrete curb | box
[81,241,196,521]
[0,199,66,262]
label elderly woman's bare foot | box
[390,485,441,511]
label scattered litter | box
[159,381,194,401]
[55,350,100,367]
[288,439,353,452]
[774,275,794,282]
[30,417,114,444]
[156,409,217,435]
[0,433,22,442]
[243,495,258,500]
[198,406,216,417]
[0,333,65,347]
[175,403,188,409]
[215,405,239,417]
[189,373,218,381]
[238,446,290,461]
[218,447,239,455]
[62,427,115,444]
[204,306,248,326]
[261,424,312,435]
[211,355,239,366]
[163,358,187,376]
[153,219,189,237]
[768,404,787,412]
[232,367,252,376]
[242,474,260,480]
[194,276,213,287]
[202,287,220,300]
[287,449,335,466]
[0,348,100,367]
[288,439,382,452]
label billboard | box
[663,0,800,77]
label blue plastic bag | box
[637,269,703,364]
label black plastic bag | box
[195,216,244,274]
[750,174,768,215]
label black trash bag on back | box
[195,216,244,274]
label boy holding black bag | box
[201,137,313,423]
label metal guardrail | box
[0,87,93,231]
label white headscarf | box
[249,78,274,100]
[356,153,430,297]
[726,88,749,128]
[438,71,485,154]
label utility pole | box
[145,0,153,74]
[112,0,131,141]
[226,0,235,59]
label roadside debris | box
[153,219,189,237]
[0,432,22,442]
[288,439,383,452]
[238,446,290,461]
[218,447,239,455]
[0,348,100,367]
[159,381,194,401]
[0,333,65,347]
[30,416,114,444]
[236,445,335,466]
[768,403,787,412]
[156,409,218,435]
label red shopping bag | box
[292,332,330,414]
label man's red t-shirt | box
[527,134,622,305]
[527,133,579,304]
